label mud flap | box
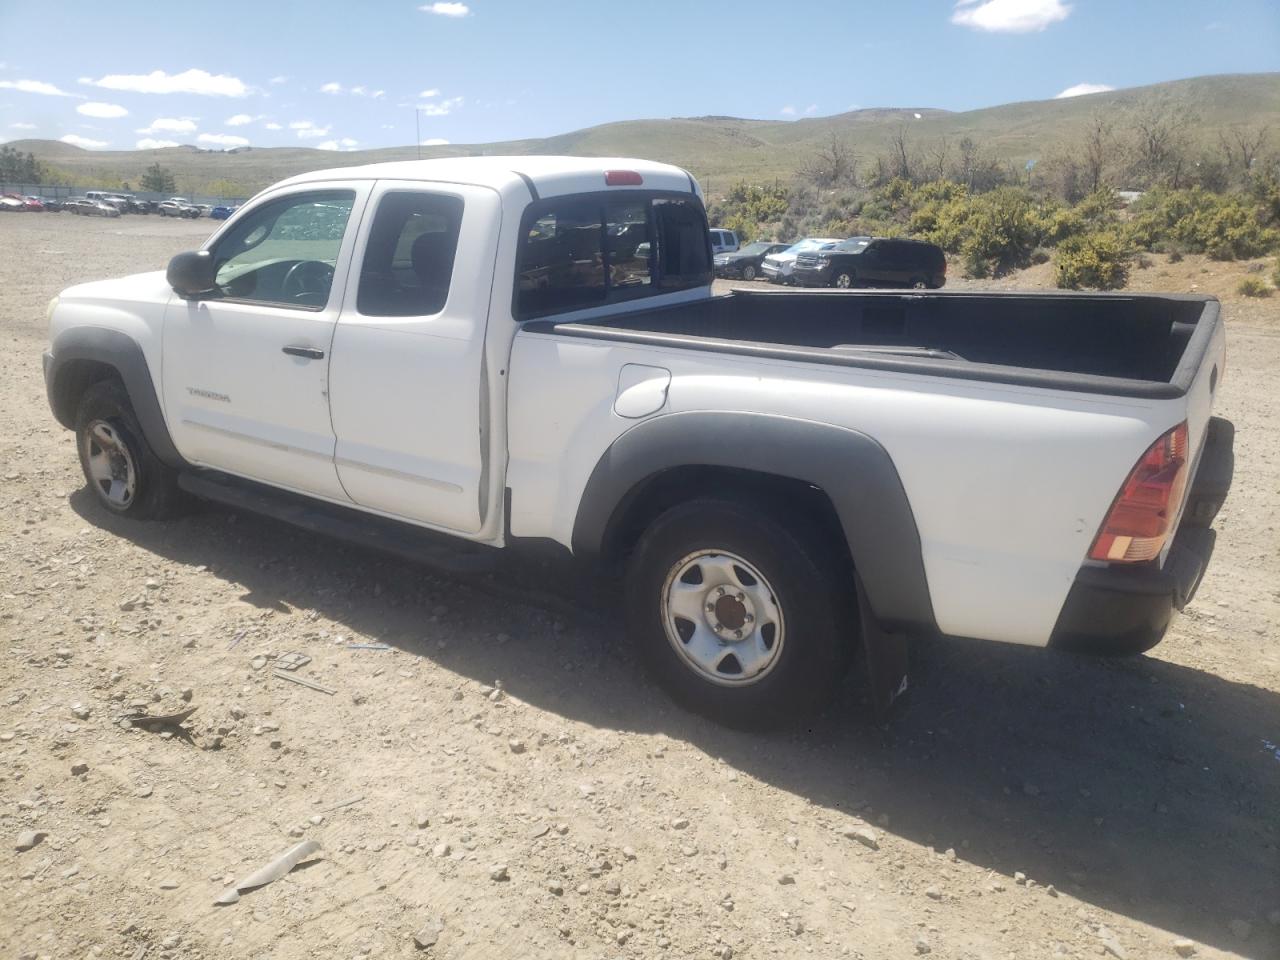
[855,573,910,721]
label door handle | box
[282,346,325,360]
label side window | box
[212,190,355,308]
[516,199,605,317]
[654,198,711,289]
[357,191,464,317]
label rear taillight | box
[1089,422,1189,563]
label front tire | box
[741,264,756,281]
[833,271,855,289]
[75,380,184,520]
[625,499,852,726]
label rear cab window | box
[514,191,710,320]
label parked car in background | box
[92,200,121,218]
[36,196,64,212]
[196,204,213,218]
[209,204,239,220]
[714,240,792,281]
[761,238,840,284]
[85,191,128,214]
[709,228,739,255]
[792,237,948,289]
[17,196,45,211]
[158,198,201,218]
[0,194,25,212]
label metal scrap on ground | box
[273,671,336,695]
[214,839,322,905]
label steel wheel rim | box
[660,549,786,687]
[835,273,852,288]
[82,419,137,509]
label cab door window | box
[357,191,464,317]
[211,190,355,308]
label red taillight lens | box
[604,170,643,186]
[1089,422,1189,563]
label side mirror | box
[167,250,217,299]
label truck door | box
[161,183,371,501]
[327,181,501,533]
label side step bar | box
[178,470,498,576]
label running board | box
[178,470,498,575]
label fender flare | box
[572,410,937,635]
[46,327,186,469]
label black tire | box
[910,277,928,289]
[74,379,184,520]
[625,499,852,726]
[741,264,756,281]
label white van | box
[709,228,739,255]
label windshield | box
[784,238,840,255]
[737,241,776,255]
[835,238,871,253]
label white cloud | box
[951,0,1071,33]
[80,68,249,97]
[316,137,358,151]
[198,132,250,147]
[263,121,283,130]
[779,105,796,116]
[9,121,36,130]
[371,90,385,99]
[226,113,255,126]
[421,138,449,145]
[419,95,462,116]
[77,101,128,119]
[804,104,818,115]
[420,2,469,16]
[419,88,441,99]
[137,117,198,135]
[269,75,288,85]
[136,138,180,149]
[0,78,79,97]
[320,82,343,94]
[1054,82,1114,99]
[291,120,332,139]
[60,133,108,149]
[317,140,340,151]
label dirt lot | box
[1,213,1277,960]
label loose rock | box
[15,830,46,852]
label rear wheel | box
[75,380,184,520]
[625,499,851,726]
[741,264,757,281]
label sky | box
[1,0,1277,153]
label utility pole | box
[415,107,421,160]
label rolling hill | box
[7,73,1279,197]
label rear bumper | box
[1048,416,1234,654]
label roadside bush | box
[1237,277,1273,298]
[1128,188,1280,260]
[1054,231,1133,290]
[925,187,1055,277]
[1273,257,1280,287]
[1029,247,1051,265]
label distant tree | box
[927,137,951,183]
[1083,110,1116,193]
[799,134,858,188]
[890,124,914,181]
[1129,97,1195,188]
[1218,125,1269,184]
[0,145,45,182]
[140,162,176,193]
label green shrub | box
[1273,258,1280,287]
[1054,231,1133,290]
[1128,188,1280,260]
[1237,277,1273,298]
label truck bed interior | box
[528,290,1216,395]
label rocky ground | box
[1,213,1277,960]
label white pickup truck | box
[43,156,1233,724]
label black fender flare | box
[571,411,937,635]
[45,327,187,470]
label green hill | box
[8,73,1279,197]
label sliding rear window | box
[514,191,710,320]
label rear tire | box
[74,380,185,520]
[624,499,852,726]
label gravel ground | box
[1,213,1278,960]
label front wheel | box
[741,264,756,281]
[625,499,852,726]
[75,380,185,520]
[833,271,855,289]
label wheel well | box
[51,359,122,428]
[603,465,855,582]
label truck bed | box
[525,290,1219,399]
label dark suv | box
[792,236,946,289]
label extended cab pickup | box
[43,156,1234,724]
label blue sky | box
[1,0,1277,152]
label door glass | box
[358,191,464,316]
[211,190,355,308]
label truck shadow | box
[72,491,1279,956]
